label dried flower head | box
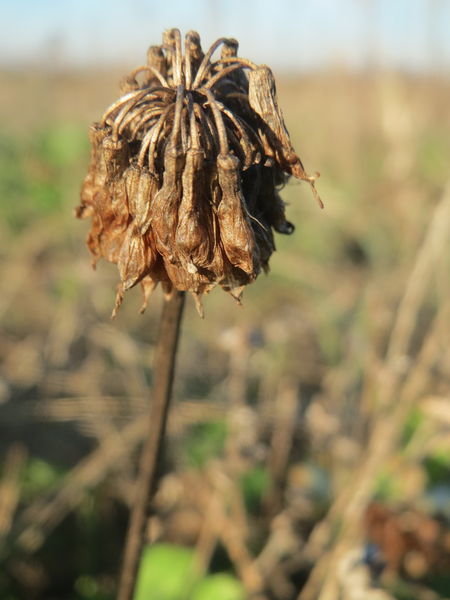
[76,29,321,316]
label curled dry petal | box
[248,68,299,169]
[216,153,257,276]
[176,147,213,272]
[125,165,158,234]
[151,143,185,263]
[118,227,154,290]
[102,136,129,181]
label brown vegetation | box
[0,64,449,599]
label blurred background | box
[0,1,449,599]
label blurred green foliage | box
[21,457,66,500]
[134,544,198,600]
[191,573,245,600]
[239,466,270,514]
[0,133,29,231]
[133,544,244,600]
[183,421,227,468]
[74,574,109,600]
[0,123,87,232]
[424,450,450,488]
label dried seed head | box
[76,29,321,316]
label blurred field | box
[0,67,449,600]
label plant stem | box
[117,290,186,600]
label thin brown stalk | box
[0,443,27,539]
[117,290,185,600]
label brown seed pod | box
[76,29,320,316]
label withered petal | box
[151,142,185,262]
[175,147,213,270]
[125,164,158,234]
[216,153,258,276]
[118,228,154,290]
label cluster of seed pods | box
[76,29,320,316]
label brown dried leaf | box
[117,227,154,290]
[164,258,216,296]
[151,142,185,263]
[216,153,258,276]
[125,165,158,234]
[102,136,129,182]
[175,147,213,271]
[248,66,308,178]
[78,124,110,212]
[139,275,158,313]
[110,177,130,223]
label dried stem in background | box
[117,290,185,600]
[297,183,450,600]
[0,444,27,540]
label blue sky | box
[1,0,449,72]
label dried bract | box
[76,28,320,316]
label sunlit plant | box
[76,28,320,600]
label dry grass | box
[0,67,449,600]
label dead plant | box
[76,28,320,600]
[76,28,320,317]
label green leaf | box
[191,574,245,600]
[239,466,270,513]
[424,449,450,487]
[134,544,199,600]
[183,421,227,468]
[21,458,65,500]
